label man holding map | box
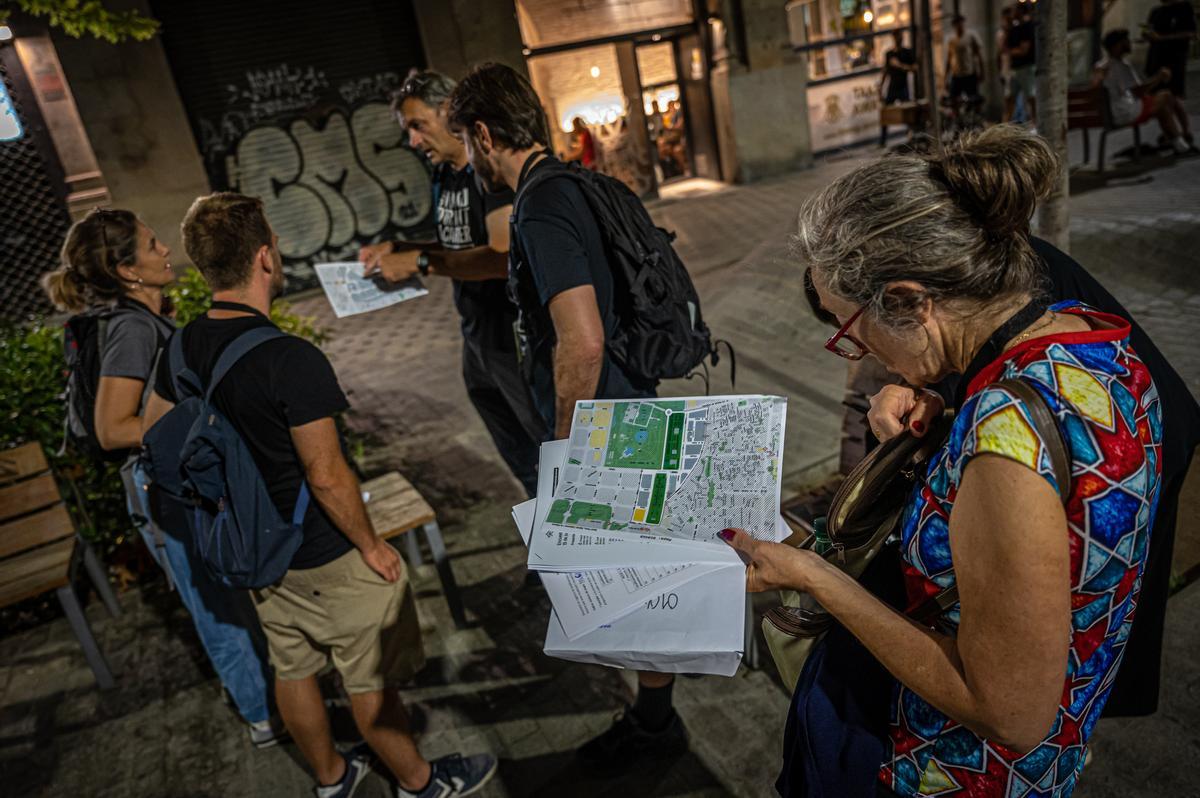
[358,70,545,498]
[448,63,689,773]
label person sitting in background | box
[563,116,596,169]
[728,126,1162,797]
[42,209,281,749]
[879,29,917,147]
[1093,29,1194,154]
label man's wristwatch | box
[416,251,431,277]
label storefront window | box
[786,0,912,82]
[528,43,624,140]
[636,42,677,113]
[636,41,690,182]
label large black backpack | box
[60,300,160,461]
[511,158,731,389]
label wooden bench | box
[1068,86,1144,173]
[0,443,122,688]
[363,471,466,629]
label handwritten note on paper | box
[314,261,427,318]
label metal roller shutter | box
[152,0,433,289]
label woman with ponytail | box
[43,210,282,748]
[45,208,177,453]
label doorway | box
[517,0,721,194]
[637,40,692,184]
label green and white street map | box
[543,395,787,545]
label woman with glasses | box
[721,126,1163,797]
[43,210,281,748]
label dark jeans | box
[462,338,546,497]
[125,460,272,725]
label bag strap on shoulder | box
[511,156,569,224]
[166,331,204,400]
[204,327,287,402]
[911,376,1073,626]
[996,377,1072,496]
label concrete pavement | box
[2,99,1199,796]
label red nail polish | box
[912,420,925,434]
[718,528,735,541]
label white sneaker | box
[316,745,374,798]
[1171,137,1190,154]
[248,716,290,749]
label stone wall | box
[413,0,528,80]
[51,0,208,264]
[711,0,813,181]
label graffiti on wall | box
[196,63,431,284]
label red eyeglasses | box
[824,306,869,360]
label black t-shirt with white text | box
[154,313,353,570]
[433,161,516,350]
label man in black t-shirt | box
[1146,0,1197,98]
[358,70,545,498]
[1004,4,1037,124]
[144,193,496,798]
[879,29,917,146]
[448,61,679,778]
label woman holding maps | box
[721,126,1164,798]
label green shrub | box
[167,268,327,343]
[0,271,328,558]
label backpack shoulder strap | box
[166,330,203,400]
[205,327,288,402]
[996,376,1072,501]
[512,158,575,222]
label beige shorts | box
[252,549,424,693]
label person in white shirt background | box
[1093,28,1195,154]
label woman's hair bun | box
[928,125,1060,237]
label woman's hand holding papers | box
[718,528,826,593]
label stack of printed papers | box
[512,395,788,677]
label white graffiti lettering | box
[338,72,401,106]
[226,63,329,117]
[231,102,431,262]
